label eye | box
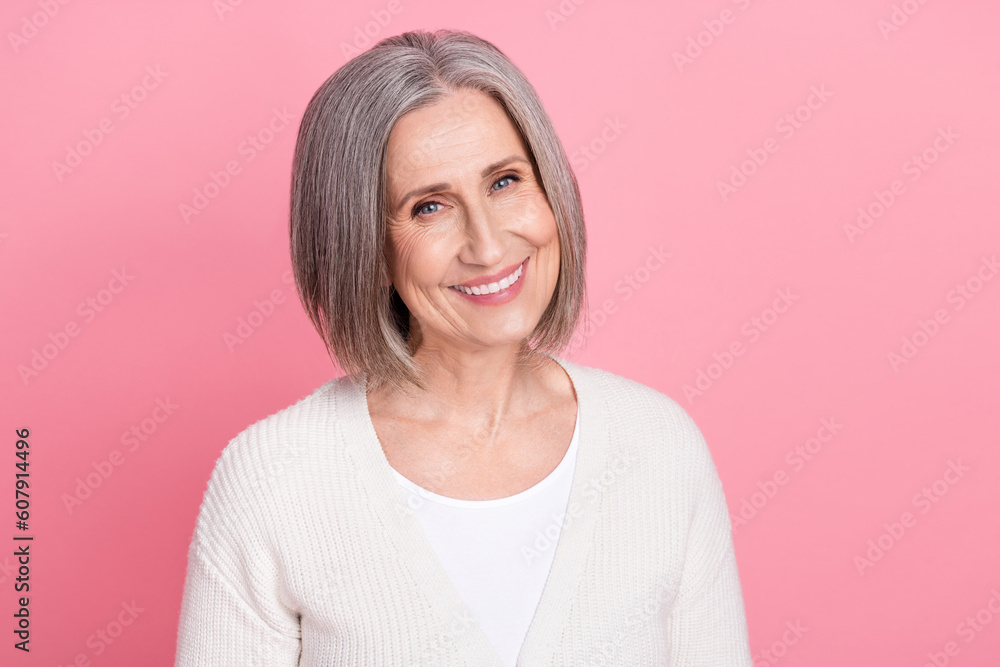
[412,201,443,218]
[492,173,521,191]
[409,173,522,219]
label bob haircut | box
[290,28,587,393]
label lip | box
[448,256,528,306]
[452,258,528,288]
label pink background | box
[3,0,999,664]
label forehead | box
[385,89,527,182]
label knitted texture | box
[175,355,753,666]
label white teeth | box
[454,262,523,296]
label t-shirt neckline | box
[390,405,580,508]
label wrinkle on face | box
[382,87,561,356]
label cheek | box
[530,206,561,250]
[506,192,559,242]
[386,225,448,286]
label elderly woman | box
[176,29,752,666]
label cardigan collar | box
[337,353,610,665]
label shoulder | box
[560,356,705,445]
[557,356,716,480]
[190,375,353,542]
[217,376,344,473]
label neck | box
[369,340,554,426]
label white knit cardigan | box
[175,355,753,665]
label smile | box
[450,260,525,296]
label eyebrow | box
[393,154,531,212]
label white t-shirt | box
[391,407,580,667]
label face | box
[383,88,561,356]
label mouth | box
[449,257,528,298]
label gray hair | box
[290,28,587,392]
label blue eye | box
[410,173,522,219]
[415,202,441,217]
[492,173,521,190]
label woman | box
[176,29,752,666]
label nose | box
[458,201,505,268]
